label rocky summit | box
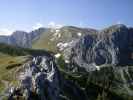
[66,24,133,72]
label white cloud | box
[32,23,43,30]
[48,21,55,27]
[116,21,122,24]
[0,29,13,36]
[48,21,63,29]
[0,21,63,36]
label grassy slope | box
[0,53,28,93]
[0,43,51,94]
[0,43,52,56]
[32,29,57,52]
[32,26,96,53]
[0,43,28,94]
[56,55,133,100]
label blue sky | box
[0,0,133,35]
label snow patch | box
[95,65,100,70]
[92,63,100,71]
[65,60,70,63]
[57,42,69,51]
[50,29,61,41]
[56,29,60,33]
[57,41,75,51]
[63,43,68,47]
[54,53,61,58]
[77,32,82,37]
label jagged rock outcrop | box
[8,55,61,100]
[7,54,87,100]
[67,24,133,72]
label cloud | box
[48,21,56,27]
[0,29,13,36]
[116,21,122,24]
[32,23,43,30]
[32,21,63,30]
[48,21,63,29]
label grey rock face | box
[0,31,31,48]
[68,24,133,72]
[10,31,32,48]
[0,28,47,48]
[17,56,60,100]
[6,54,87,100]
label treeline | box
[0,43,52,56]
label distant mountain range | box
[0,26,97,49]
[0,28,48,48]
[1,24,133,65]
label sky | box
[0,0,133,35]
